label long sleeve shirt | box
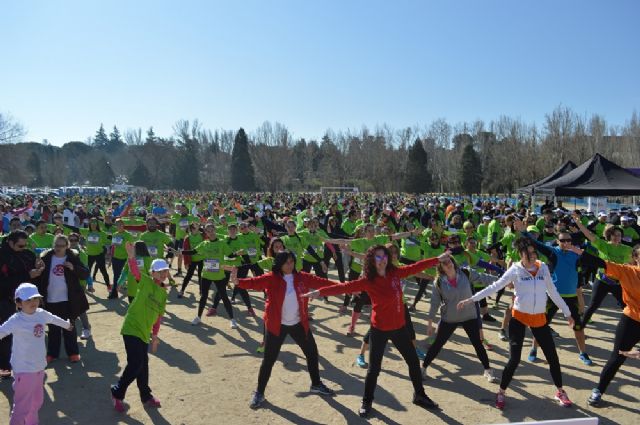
[316,258,439,331]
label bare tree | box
[0,112,26,144]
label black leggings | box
[353,292,371,313]
[343,269,361,307]
[422,317,490,370]
[257,323,320,394]
[111,257,127,296]
[198,277,233,319]
[324,245,345,283]
[180,260,203,293]
[412,279,431,308]
[364,304,416,344]
[582,279,625,327]
[501,317,562,391]
[364,326,425,404]
[111,335,152,402]
[228,264,264,308]
[597,314,640,394]
[88,252,110,285]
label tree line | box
[0,106,639,194]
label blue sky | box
[1,0,638,145]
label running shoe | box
[338,305,347,315]
[355,354,368,368]
[206,307,217,317]
[69,354,81,363]
[482,339,493,351]
[46,355,56,364]
[412,393,438,409]
[256,343,265,354]
[310,382,335,396]
[579,352,593,366]
[81,329,92,340]
[87,286,95,293]
[359,401,372,418]
[483,314,498,323]
[107,283,112,291]
[111,387,126,413]
[527,348,538,362]
[416,347,426,360]
[587,389,602,406]
[174,271,182,277]
[191,317,201,325]
[554,389,572,407]
[421,367,428,381]
[230,298,236,305]
[247,308,257,318]
[495,391,506,410]
[346,325,355,336]
[484,369,498,383]
[177,291,184,299]
[230,319,238,329]
[408,305,416,313]
[144,396,161,408]
[499,329,509,341]
[250,391,265,409]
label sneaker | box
[106,284,112,291]
[177,291,184,299]
[483,314,498,323]
[415,347,426,360]
[579,352,593,366]
[484,369,498,383]
[339,305,347,315]
[230,298,236,305]
[247,308,257,318]
[174,271,183,277]
[191,317,201,326]
[555,389,572,407]
[112,395,126,413]
[587,388,602,406]
[408,305,416,313]
[499,329,509,341]
[421,367,428,381]
[87,286,96,293]
[528,348,538,362]
[46,355,56,364]
[256,343,265,354]
[355,354,368,368]
[412,393,438,410]
[249,391,265,409]
[549,327,559,337]
[230,319,238,329]
[0,369,12,379]
[482,339,493,351]
[69,354,81,363]
[495,391,506,410]
[206,307,217,317]
[310,382,335,396]
[358,401,372,418]
[81,329,92,340]
[144,396,161,408]
[346,325,355,336]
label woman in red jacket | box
[233,250,336,409]
[303,245,442,418]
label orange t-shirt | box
[603,261,640,322]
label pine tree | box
[145,127,156,145]
[403,138,432,194]
[231,128,257,191]
[129,159,151,187]
[107,126,124,151]
[459,143,482,194]
[90,156,115,186]
[172,138,201,190]
[94,124,109,148]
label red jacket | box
[238,272,336,337]
[318,258,439,331]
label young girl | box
[0,283,72,425]
[110,242,169,413]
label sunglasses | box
[374,254,388,262]
[558,238,572,243]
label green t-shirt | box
[111,231,135,260]
[46,224,71,236]
[140,230,172,259]
[80,229,109,256]
[349,235,389,273]
[500,230,520,263]
[186,233,204,262]
[257,257,274,272]
[300,229,328,263]
[194,239,233,281]
[171,214,199,241]
[622,226,640,244]
[282,233,308,271]
[341,219,357,237]
[29,233,54,252]
[420,243,445,277]
[121,272,167,343]
[485,219,502,247]
[400,236,422,261]
[592,239,632,264]
[238,231,263,264]
[224,236,246,267]
[122,256,152,298]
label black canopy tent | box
[534,153,640,196]
[517,160,576,195]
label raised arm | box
[300,272,341,289]
[572,212,596,242]
[236,273,274,291]
[396,257,440,279]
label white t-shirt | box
[281,274,300,325]
[0,309,69,372]
[47,255,69,303]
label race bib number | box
[354,257,363,265]
[88,235,100,243]
[112,236,123,245]
[136,258,144,268]
[148,246,158,256]
[179,219,189,229]
[248,248,257,256]
[204,259,220,272]
[623,236,632,243]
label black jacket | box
[38,249,89,319]
[0,244,38,306]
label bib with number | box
[88,235,100,243]
[204,259,220,272]
[112,236,123,245]
[136,258,145,268]
[148,246,158,256]
[179,219,189,229]
[248,248,258,257]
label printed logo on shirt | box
[33,324,44,337]
[53,264,65,276]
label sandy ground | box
[1,266,638,425]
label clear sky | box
[1,0,638,146]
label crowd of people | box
[0,190,639,422]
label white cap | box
[597,211,607,217]
[621,216,634,222]
[150,259,170,272]
[15,283,42,301]
[482,215,491,221]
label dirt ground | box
[1,267,638,425]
